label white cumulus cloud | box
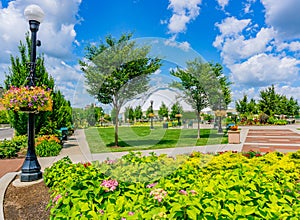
[166,0,202,35]
[261,0,300,39]
[229,53,300,86]
[213,12,300,90]
[216,0,229,10]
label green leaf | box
[220,209,233,217]
[187,209,198,219]
[88,210,99,219]
[81,203,90,212]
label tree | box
[209,63,232,133]
[170,102,183,119]
[4,34,72,135]
[158,102,169,120]
[235,95,248,114]
[171,58,227,138]
[287,97,299,116]
[128,107,135,122]
[80,33,161,146]
[134,105,143,121]
[209,62,232,110]
[86,105,104,126]
[259,85,281,116]
[124,106,135,122]
[248,98,258,114]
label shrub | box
[0,110,9,124]
[0,135,27,159]
[44,151,300,219]
[0,140,18,158]
[274,119,287,125]
[12,135,27,149]
[35,135,62,157]
[35,140,62,157]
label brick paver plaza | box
[243,128,300,153]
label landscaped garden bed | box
[44,150,300,219]
[0,134,62,159]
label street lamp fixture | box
[20,4,44,182]
[150,100,154,129]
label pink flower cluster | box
[53,194,62,204]
[98,209,104,215]
[150,188,167,202]
[101,179,118,192]
[146,182,158,188]
[179,189,197,195]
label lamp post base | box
[20,158,42,182]
[20,171,42,182]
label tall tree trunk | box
[114,108,119,146]
[197,111,200,139]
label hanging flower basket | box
[1,86,53,112]
[148,113,155,118]
[175,114,182,118]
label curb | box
[0,172,19,220]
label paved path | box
[0,159,23,178]
[1,125,299,179]
[242,125,300,153]
[0,128,14,141]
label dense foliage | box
[171,59,231,138]
[4,34,72,135]
[80,33,162,146]
[73,105,105,128]
[35,135,62,157]
[236,85,299,117]
[0,134,62,158]
[0,110,9,124]
[158,102,169,120]
[0,135,27,158]
[44,151,300,219]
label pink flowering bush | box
[150,188,167,202]
[101,179,118,192]
[1,86,52,112]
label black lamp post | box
[20,5,44,182]
[150,100,154,129]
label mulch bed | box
[4,176,51,220]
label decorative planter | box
[228,130,240,144]
[1,86,52,112]
[19,108,39,114]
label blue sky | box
[0,0,300,108]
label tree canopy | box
[235,85,299,117]
[171,58,231,138]
[158,102,169,120]
[80,33,162,146]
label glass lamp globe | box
[24,4,45,23]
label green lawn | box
[85,126,228,153]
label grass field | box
[85,126,228,153]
